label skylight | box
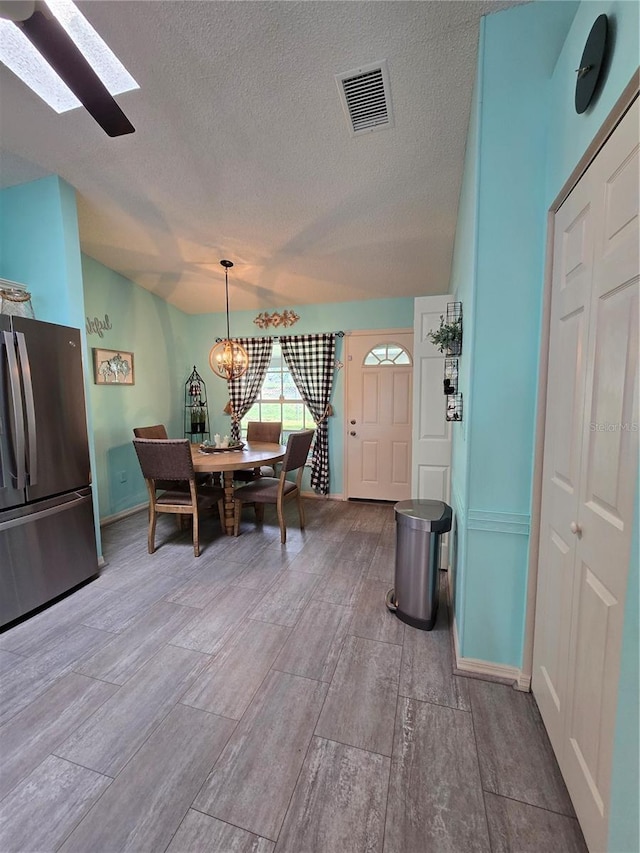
[0,0,139,113]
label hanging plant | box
[427,315,462,355]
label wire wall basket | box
[446,301,462,325]
[444,358,459,395]
[446,393,463,422]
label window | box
[244,343,314,437]
[363,343,411,365]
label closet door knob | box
[350,431,357,436]
[570,521,582,536]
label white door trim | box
[522,71,639,688]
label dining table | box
[191,441,287,536]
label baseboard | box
[100,502,147,528]
[516,671,532,691]
[448,584,530,691]
[301,491,344,501]
[103,494,342,524]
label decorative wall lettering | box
[86,314,112,338]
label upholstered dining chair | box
[132,438,223,557]
[233,420,283,482]
[132,425,182,492]
[133,424,213,489]
[232,428,314,543]
[133,424,168,440]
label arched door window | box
[363,343,412,366]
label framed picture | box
[93,348,135,385]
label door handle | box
[350,431,357,436]
[2,331,26,490]
[15,332,37,486]
[570,521,582,536]
[350,419,356,425]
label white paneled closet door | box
[533,99,639,852]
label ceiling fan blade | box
[17,8,134,137]
[0,1,35,21]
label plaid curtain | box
[280,333,336,495]
[226,337,273,441]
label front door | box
[345,331,413,501]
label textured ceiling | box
[0,0,524,314]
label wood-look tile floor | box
[0,500,588,852]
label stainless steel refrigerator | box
[0,316,98,628]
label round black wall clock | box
[575,15,608,114]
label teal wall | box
[82,255,190,520]
[0,176,102,556]
[449,0,579,666]
[448,0,639,845]
[189,297,414,497]
[0,175,88,328]
[545,0,640,208]
[1,175,76,325]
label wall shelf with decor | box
[428,302,462,357]
[184,366,210,441]
[428,301,464,421]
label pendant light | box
[209,259,249,380]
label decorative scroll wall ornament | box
[253,309,300,330]
[86,314,112,337]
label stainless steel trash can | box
[387,499,452,630]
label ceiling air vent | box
[336,60,394,137]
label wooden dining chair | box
[232,429,314,543]
[132,438,224,557]
[233,420,283,482]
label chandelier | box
[209,260,249,381]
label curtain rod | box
[215,331,344,342]
[272,331,345,340]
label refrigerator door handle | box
[15,331,37,486]
[2,331,26,490]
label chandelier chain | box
[209,259,249,381]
